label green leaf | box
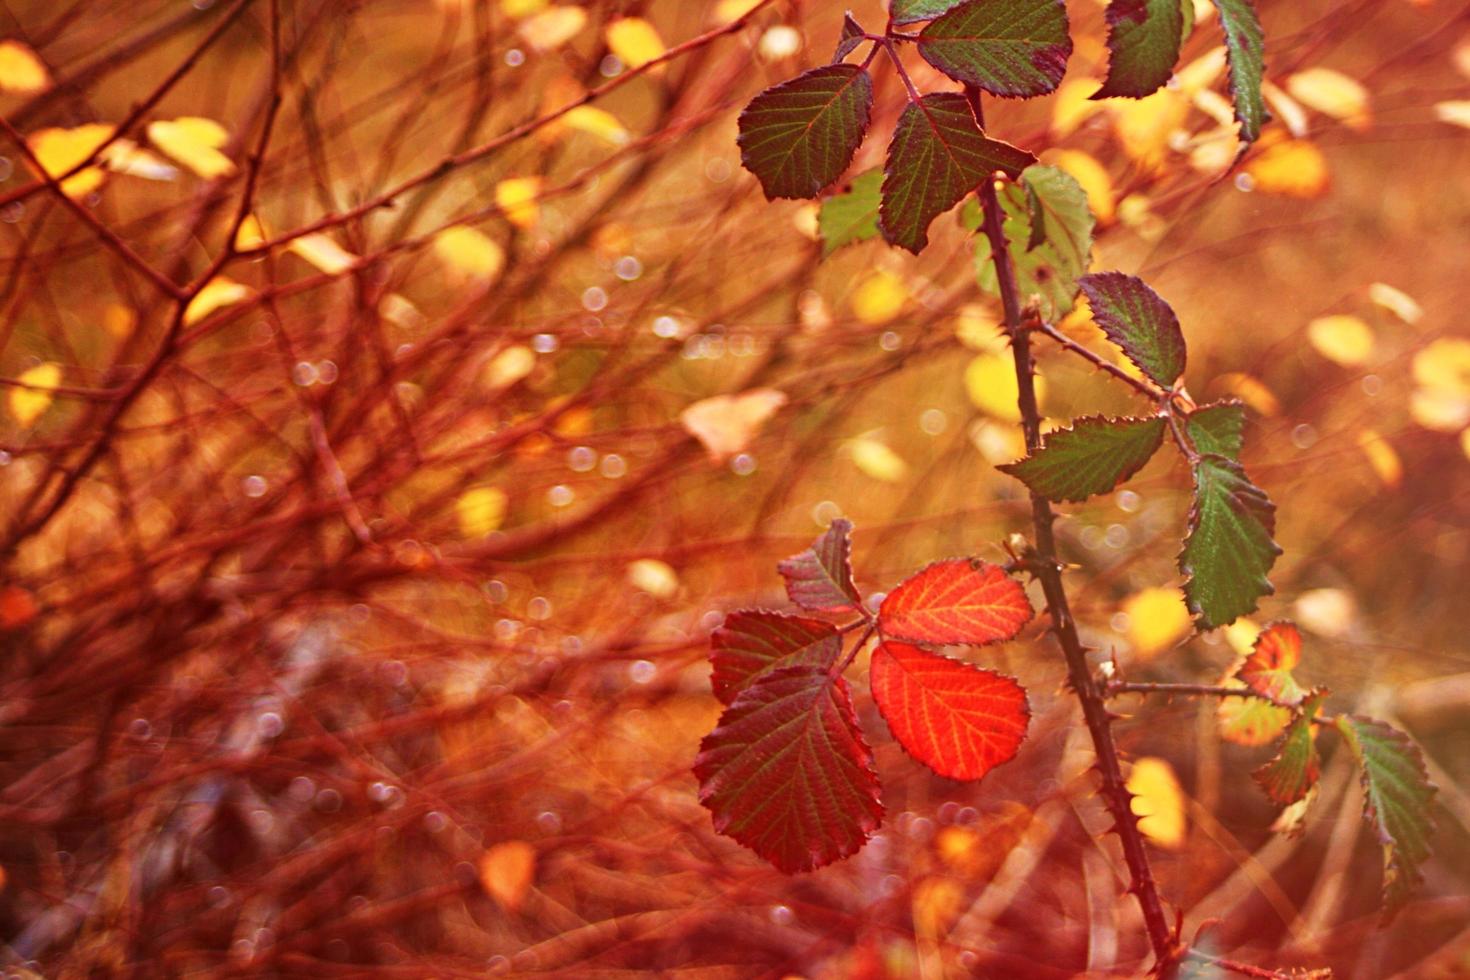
[1178,0,1196,44]
[833,12,866,63]
[917,0,1072,98]
[970,164,1093,318]
[1186,400,1245,459]
[1335,715,1437,919]
[737,65,874,200]
[879,93,1036,254]
[1094,0,1184,99]
[1211,0,1268,145]
[1180,455,1280,630]
[1254,690,1325,804]
[999,415,1165,502]
[1079,271,1187,388]
[891,0,966,26]
[818,169,882,255]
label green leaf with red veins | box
[710,611,841,704]
[891,0,967,26]
[1211,0,1268,145]
[1180,455,1281,630]
[879,93,1035,254]
[1093,0,1185,99]
[1187,400,1246,459]
[999,415,1166,502]
[833,12,866,62]
[917,0,1072,98]
[695,665,883,873]
[1079,271,1187,388]
[737,65,874,200]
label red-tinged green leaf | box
[818,169,882,256]
[695,665,883,873]
[711,611,841,704]
[1217,682,1292,746]
[917,0,1072,98]
[998,415,1166,502]
[1211,0,1268,145]
[969,164,1093,318]
[879,93,1035,254]
[737,65,874,201]
[1093,0,1184,100]
[1180,456,1281,630]
[777,517,862,613]
[1335,714,1437,919]
[833,12,866,62]
[891,0,966,26]
[1237,621,1306,705]
[1079,272,1187,388]
[1187,400,1245,459]
[870,641,1029,780]
[879,558,1033,645]
[1254,690,1325,804]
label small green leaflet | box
[833,12,865,63]
[737,65,873,200]
[999,416,1165,502]
[917,0,1072,98]
[891,0,966,26]
[1180,455,1280,629]
[1186,401,1245,458]
[818,170,882,255]
[1079,271,1187,388]
[1211,0,1268,145]
[879,93,1035,254]
[1253,690,1324,804]
[1335,715,1436,920]
[970,164,1093,318]
[1094,0,1185,99]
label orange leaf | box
[1237,621,1306,705]
[878,559,1033,646]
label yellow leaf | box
[561,105,629,144]
[1175,46,1227,95]
[379,293,423,329]
[1213,372,1280,416]
[712,0,763,25]
[1129,757,1186,849]
[679,388,786,461]
[27,124,113,198]
[791,202,820,240]
[606,17,664,70]
[1286,67,1371,130]
[484,345,537,389]
[848,437,908,482]
[1357,428,1402,488]
[433,226,505,283]
[627,558,679,598]
[146,117,236,179]
[1186,126,1239,176]
[103,304,136,339]
[1412,338,1470,394]
[495,176,542,230]
[1410,387,1470,432]
[1110,89,1188,170]
[955,304,1005,352]
[965,353,1045,422]
[1050,76,1103,138]
[457,486,508,537]
[1217,678,1291,746]
[1306,314,1373,366]
[518,7,586,51]
[235,213,268,250]
[1434,100,1470,130]
[1223,617,1261,657]
[8,361,61,426]
[1245,138,1330,198]
[98,138,179,181]
[1044,149,1115,223]
[1261,80,1309,138]
[850,270,907,325]
[1293,587,1357,639]
[500,0,547,17]
[288,233,358,275]
[1368,281,1422,324]
[478,841,536,912]
[184,277,252,325]
[0,39,49,93]
[1122,587,1192,661]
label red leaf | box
[695,665,883,873]
[878,558,1033,645]
[870,642,1029,780]
[710,611,841,705]
[1238,621,1306,706]
[777,518,862,613]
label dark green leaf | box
[833,12,866,63]
[970,164,1093,317]
[999,415,1165,502]
[917,0,1072,98]
[1335,715,1437,919]
[1079,271,1187,388]
[1211,0,1268,145]
[1187,400,1245,459]
[891,0,966,26]
[1254,690,1325,804]
[1180,455,1281,629]
[818,169,883,255]
[879,93,1035,254]
[777,517,863,612]
[1094,0,1184,99]
[710,611,841,704]
[737,65,874,200]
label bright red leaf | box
[870,642,1029,780]
[695,665,883,873]
[878,558,1033,645]
[710,611,841,705]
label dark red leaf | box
[879,558,1033,645]
[710,611,841,705]
[777,518,862,613]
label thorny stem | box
[966,84,1180,974]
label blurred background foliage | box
[0,0,1466,975]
